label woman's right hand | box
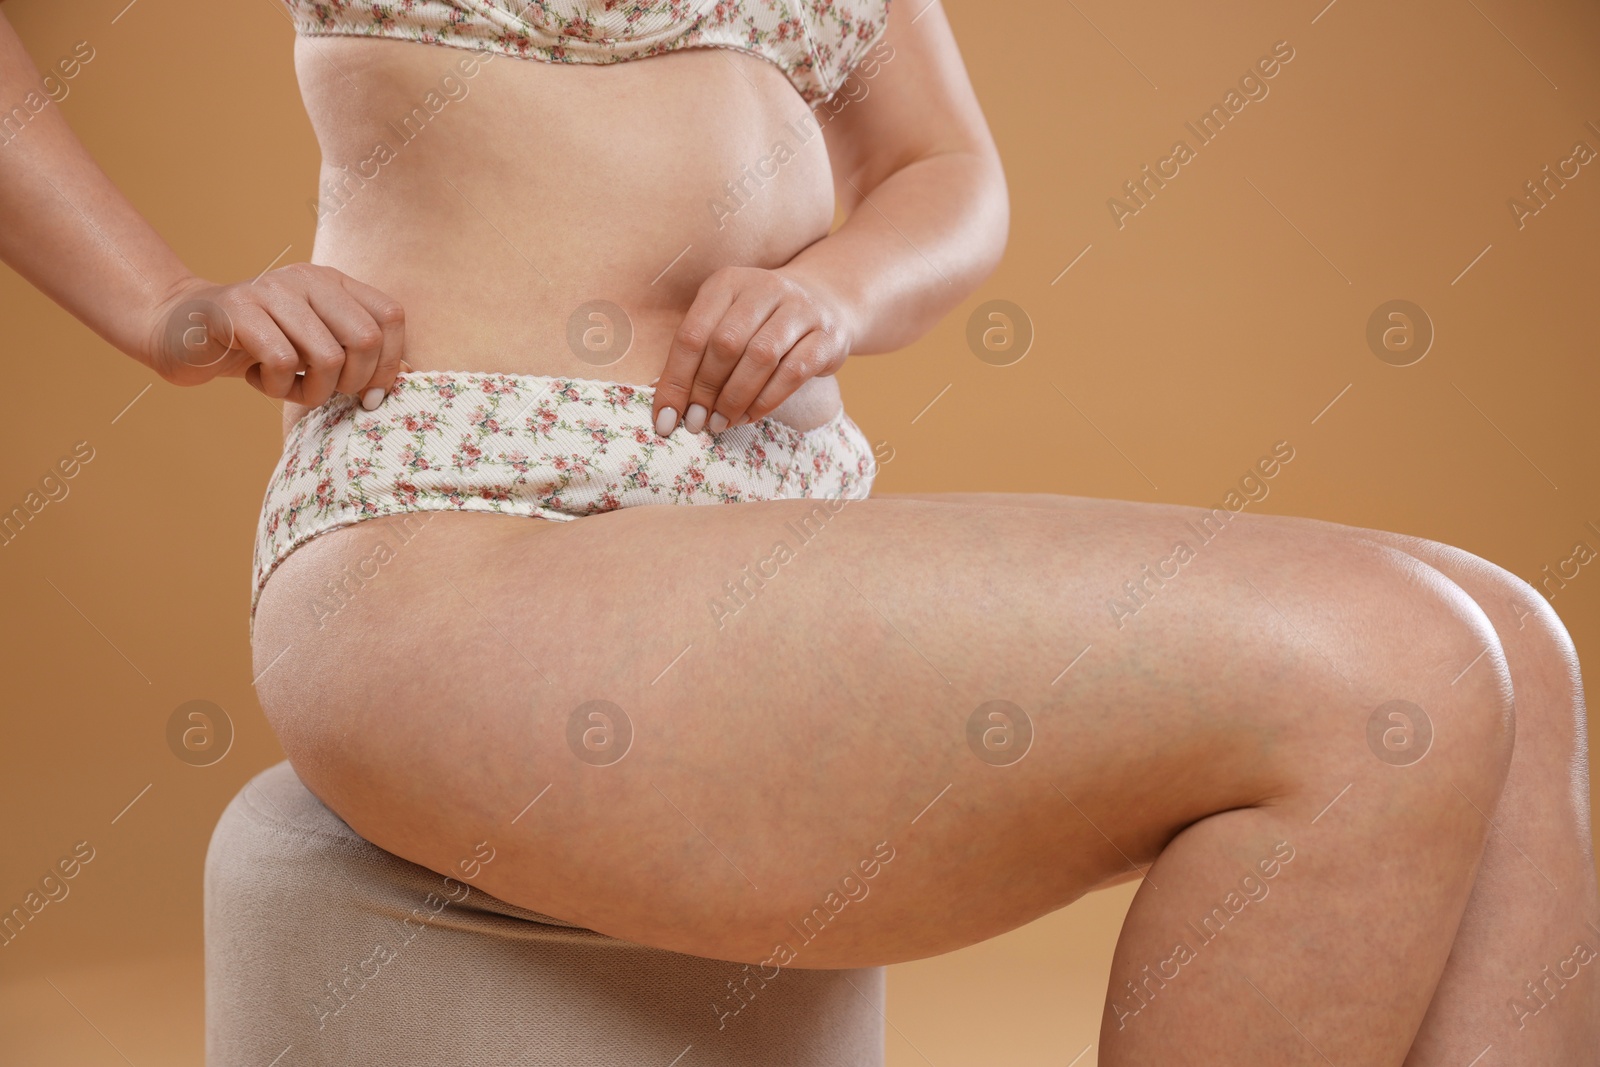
[142,264,407,410]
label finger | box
[257,287,347,409]
[708,303,813,431]
[226,301,301,399]
[743,329,835,424]
[244,361,307,404]
[306,282,385,399]
[338,274,408,409]
[654,281,737,436]
[681,289,784,434]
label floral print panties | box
[251,371,878,627]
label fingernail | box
[654,406,678,437]
[735,413,752,426]
[361,387,385,411]
[707,411,729,434]
[684,403,707,434]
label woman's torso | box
[281,32,845,439]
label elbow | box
[985,160,1011,282]
[970,151,1011,289]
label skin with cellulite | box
[0,1,1595,1062]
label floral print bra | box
[282,0,892,104]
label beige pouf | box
[205,761,887,1066]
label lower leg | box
[1087,539,1513,1064]
[884,493,1600,1062]
[1367,537,1600,1066]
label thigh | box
[250,493,1494,968]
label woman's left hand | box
[652,265,853,437]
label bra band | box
[281,0,892,105]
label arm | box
[649,0,1008,435]
[0,14,192,361]
[0,9,405,408]
[791,0,1010,356]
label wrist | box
[134,273,215,378]
[773,259,863,359]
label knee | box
[1409,536,1576,651]
[1394,535,1588,763]
[1285,536,1517,785]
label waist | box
[292,37,839,398]
[281,342,845,441]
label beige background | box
[3,0,1598,1063]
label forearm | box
[781,147,1009,356]
[0,14,196,366]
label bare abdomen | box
[283,35,843,435]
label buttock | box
[206,760,888,1066]
[250,371,878,633]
